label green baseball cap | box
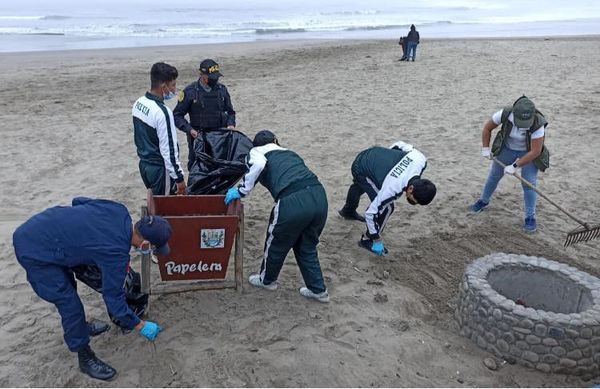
[513,97,536,128]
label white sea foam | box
[0,0,599,52]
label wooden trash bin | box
[140,189,243,295]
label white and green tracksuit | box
[132,92,184,195]
[341,141,427,240]
[238,144,327,293]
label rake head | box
[564,224,600,247]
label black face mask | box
[207,78,218,88]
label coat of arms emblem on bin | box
[200,228,225,249]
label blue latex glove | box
[224,187,241,205]
[371,241,385,256]
[139,321,162,341]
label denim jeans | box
[407,42,418,60]
[479,147,538,218]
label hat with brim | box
[135,216,172,256]
[153,242,170,256]
[513,97,536,128]
[199,59,223,79]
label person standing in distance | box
[133,62,186,195]
[406,24,420,61]
[174,59,236,170]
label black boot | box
[87,320,110,337]
[338,208,366,222]
[78,346,117,381]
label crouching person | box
[339,140,436,256]
[224,130,330,303]
[12,197,170,381]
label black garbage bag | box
[187,128,253,195]
[71,264,148,330]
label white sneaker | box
[299,287,330,303]
[248,274,277,290]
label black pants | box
[260,185,328,293]
[186,132,196,171]
[341,154,395,237]
[139,161,174,195]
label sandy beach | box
[1,36,600,387]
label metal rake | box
[493,158,600,247]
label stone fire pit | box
[455,253,600,378]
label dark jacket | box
[13,197,140,330]
[173,80,236,134]
[407,29,420,43]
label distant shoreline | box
[1,34,600,59]
[1,18,600,54]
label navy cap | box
[135,216,172,256]
[253,130,277,147]
[199,59,222,79]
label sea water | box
[1,0,599,52]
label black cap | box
[135,216,172,256]
[199,59,222,79]
[253,130,277,147]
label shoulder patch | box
[177,90,185,102]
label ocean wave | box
[255,28,307,35]
[344,24,408,32]
[41,15,71,20]
[319,10,382,16]
[0,30,64,35]
[0,15,44,20]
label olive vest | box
[491,106,550,172]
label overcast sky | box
[1,0,599,20]
[2,0,598,11]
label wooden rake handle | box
[492,157,590,229]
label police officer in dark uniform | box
[173,59,236,170]
[12,197,168,380]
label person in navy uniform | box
[12,198,171,381]
[173,59,236,170]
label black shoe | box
[87,320,110,337]
[357,238,389,255]
[78,346,117,381]
[338,209,366,222]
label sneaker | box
[357,237,389,256]
[470,200,489,213]
[248,274,277,290]
[338,209,366,222]
[523,217,537,233]
[299,287,330,303]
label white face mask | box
[164,89,177,100]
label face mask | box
[134,247,153,255]
[164,89,177,100]
[207,78,218,88]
